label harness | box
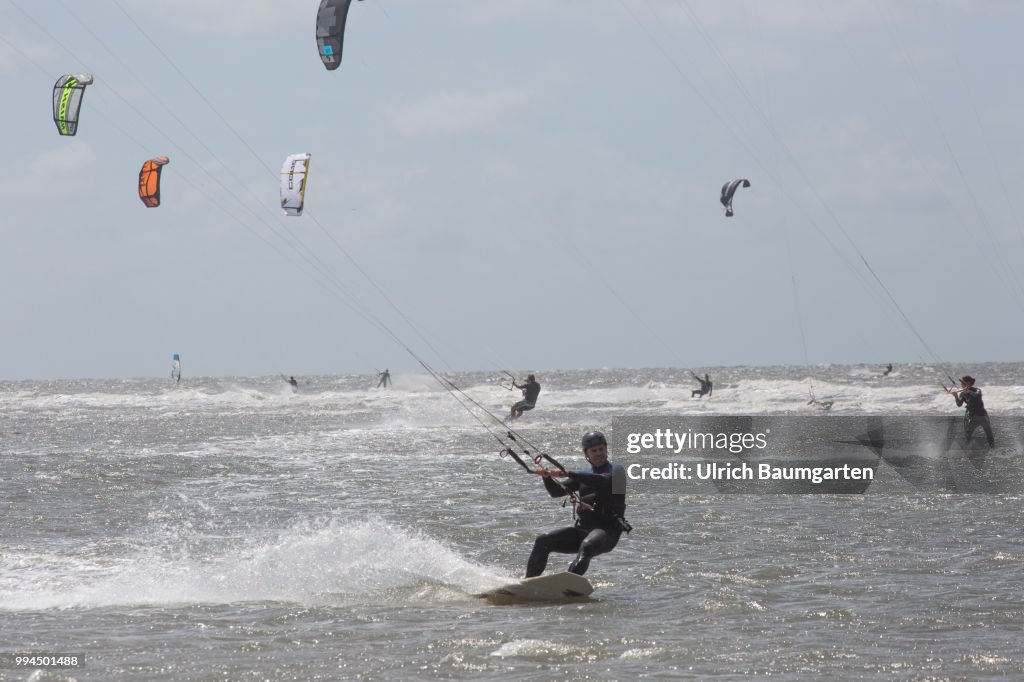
[501,440,632,534]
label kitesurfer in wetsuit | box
[952,375,995,447]
[287,376,298,391]
[691,372,713,398]
[510,374,541,421]
[376,369,391,388]
[526,430,629,577]
[883,363,893,377]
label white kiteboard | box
[479,572,594,602]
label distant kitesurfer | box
[510,374,541,421]
[526,430,630,577]
[287,376,298,391]
[950,375,994,448]
[807,385,833,410]
[883,363,893,377]
[376,369,391,388]
[691,372,712,399]
[808,397,834,411]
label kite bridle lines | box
[422,367,594,518]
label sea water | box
[1,364,1022,679]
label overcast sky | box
[1,0,1021,379]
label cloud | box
[0,42,19,75]
[0,142,97,203]
[0,35,59,74]
[392,89,533,137]
[765,114,949,206]
[849,144,948,202]
[450,0,596,28]
[632,0,1000,33]
[122,0,303,35]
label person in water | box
[376,369,391,388]
[808,397,834,411]
[883,363,893,377]
[287,376,298,391]
[526,430,629,577]
[510,373,541,421]
[691,372,712,399]
[952,375,994,447]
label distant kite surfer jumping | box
[882,363,893,377]
[376,369,391,388]
[691,372,712,399]
[510,374,541,421]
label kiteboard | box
[479,572,594,603]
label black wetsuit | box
[526,460,627,577]
[377,371,391,388]
[691,375,712,398]
[955,386,994,447]
[512,380,541,417]
[883,364,893,376]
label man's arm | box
[564,470,612,494]
[541,473,580,498]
